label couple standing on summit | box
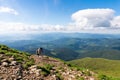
[36,48,43,57]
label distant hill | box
[69,57,120,78]
[51,48,79,60]
[2,38,120,61]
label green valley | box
[2,38,120,61]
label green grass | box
[0,44,34,69]
[56,73,63,80]
[69,57,120,79]
[37,63,54,76]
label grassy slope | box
[69,57,120,78]
[0,44,34,69]
[2,44,120,79]
[0,44,97,80]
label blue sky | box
[0,0,120,34]
[0,0,119,24]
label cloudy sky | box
[0,0,120,34]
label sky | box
[0,0,120,34]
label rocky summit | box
[0,45,96,80]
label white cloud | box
[0,6,18,15]
[111,16,120,28]
[71,9,114,29]
[0,8,120,34]
[68,8,120,33]
[0,21,120,34]
[0,22,65,34]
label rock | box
[24,70,29,74]
[43,56,49,59]
[0,76,3,80]
[35,70,40,76]
[18,76,22,79]
[90,71,95,75]
[29,71,34,74]
[2,62,9,67]
[66,72,70,75]
[3,78,7,80]
[52,75,56,79]
[78,73,82,77]
[11,75,16,78]
[10,61,17,66]
[84,76,89,79]
[52,67,56,70]
[1,59,7,62]
[69,75,75,78]
[89,77,95,80]
[9,57,14,61]
[0,54,3,58]
[67,78,72,80]
[31,68,37,72]
[29,65,37,69]
[62,72,66,75]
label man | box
[36,48,43,56]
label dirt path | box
[30,55,62,66]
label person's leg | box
[37,53,39,57]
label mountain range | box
[1,33,120,61]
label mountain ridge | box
[0,44,96,80]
